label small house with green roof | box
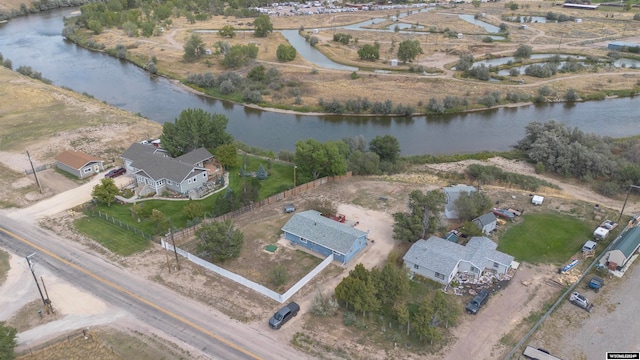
[600,226,640,271]
[281,210,368,264]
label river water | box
[1,8,638,155]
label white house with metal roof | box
[281,210,368,264]
[121,143,214,196]
[443,184,477,219]
[599,226,640,271]
[403,236,514,285]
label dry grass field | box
[79,1,640,112]
[0,67,161,208]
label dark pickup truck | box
[269,302,300,329]
[465,289,489,315]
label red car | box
[105,167,126,178]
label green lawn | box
[497,213,593,265]
[79,154,296,250]
[0,249,9,287]
[75,216,150,256]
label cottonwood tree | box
[454,191,492,221]
[214,143,238,169]
[183,33,205,62]
[294,139,347,181]
[347,150,380,175]
[276,44,296,61]
[161,108,233,157]
[219,25,235,38]
[393,189,445,242]
[253,14,273,37]
[514,44,533,59]
[397,39,422,63]
[183,201,204,220]
[91,178,120,206]
[372,262,409,308]
[369,135,401,163]
[358,44,380,61]
[196,219,244,262]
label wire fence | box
[89,208,149,239]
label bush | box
[509,68,520,77]
[565,88,579,102]
[311,291,338,317]
[242,89,262,103]
[538,86,555,97]
[468,64,491,81]
[456,52,474,71]
[514,44,532,59]
[482,36,494,43]
[219,79,235,94]
[525,63,557,78]
[276,44,296,62]
[333,33,351,45]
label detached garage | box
[54,150,104,179]
[532,195,544,205]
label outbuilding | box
[532,195,544,205]
[600,226,640,271]
[593,227,610,240]
[54,150,104,179]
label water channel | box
[1,8,639,155]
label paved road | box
[0,214,310,360]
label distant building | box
[562,3,599,10]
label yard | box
[497,212,593,264]
[73,153,297,255]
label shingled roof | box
[282,210,368,255]
[54,150,102,169]
[122,143,211,183]
[403,236,513,276]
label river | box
[1,8,639,155]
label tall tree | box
[454,191,492,221]
[91,178,120,206]
[393,189,445,242]
[214,143,238,169]
[196,219,244,262]
[276,44,296,62]
[373,262,409,308]
[0,322,17,360]
[294,139,347,181]
[253,14,273,37]
[183,33,205,62]
[369,135,401,163]
[397,39,422,64]
[161,109,233,157]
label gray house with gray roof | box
[121,143,213,196]
[282,210,368,264]
[403,236,514,285]
[473,212,498,235]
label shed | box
[593,227,609,240]
[473,212,498,235]
[532,195,544,205]
[390,59,398,67]
[457,33,463,39]
[54,150,104,179]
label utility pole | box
[558,33,564,50]
[617,184,640,224]
[293,165,297,196]
[26,151,43,194]
[41,276,53,314]
[26,253,48,313]
[169,226,180,271]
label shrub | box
[242,89,262,103]
[427,98,445,114]
[468,64,490,81]
[509,68,520,77]
[456,52,474,71]
[538,86,555,97]
[219,79,235,94]
[311,291,338,317]
[565,88,579,102]
[309,36,319,46]
[482,36,494,43]
[514,44,532,59]
[478,94,497,107]
[333,33,351,45]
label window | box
[192,176,197,182]
[493,262,500,268]
[83,167,92,173]
[435,272,445,280]
[300,237,307,243]
[414,264,419,270]
[203,173,207,178]
[187,179,192,184]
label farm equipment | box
[332,214,346,223]
[588,277,603,293]
[569,292,594,312]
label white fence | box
[161,239,334,303]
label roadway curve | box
[0,214,310,360]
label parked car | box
[492,208,516,220]
[284,204,296,213]
[105,167,126,178]
[465,289,489,315]
[269,302,300,329]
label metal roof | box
[611,227,640,259]
[281,210,368,254]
